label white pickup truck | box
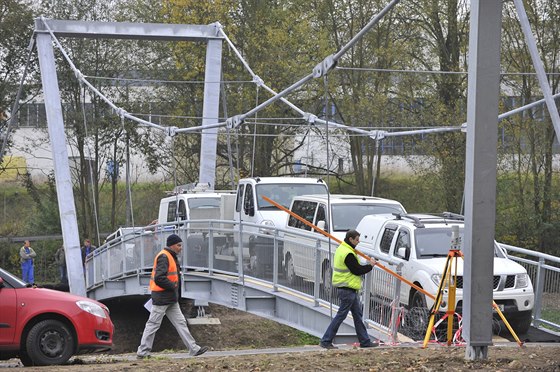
[355,212,535,333]
[282,194,406,289]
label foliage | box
[499,0,560,255]
[159,0,333,182]
[0,240,61,284]
[21,172,61,234]
[0,0,36,167]
[2,0,559,262]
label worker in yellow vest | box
[137,234,208,358]
[320,229,379,349]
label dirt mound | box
[104,296,315,354]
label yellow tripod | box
[422,249,462,347]
[422,249,524,348]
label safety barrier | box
[500,243,560,332]
[84,220,560,342]
[85,220,405,340]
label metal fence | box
[500,243,560,332]
[84,220,560,340]
[85,220,404,338]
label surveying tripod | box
[422,226,524,348]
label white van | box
[234,177,329,274]
[355,212,535,334]
[282,194,406,287]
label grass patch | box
[540,309,560,332]
[295,330,320,345]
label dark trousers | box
[320,287,371,346]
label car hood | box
[417,257,527,275]
[256,210,287,228]
[17,286,104,306]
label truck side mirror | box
[397,247,409,260]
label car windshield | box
[331,204,405,232]
[256,184,328,210]
[0,267,27,287]
[415,227,502,258]
[188,197,221,209]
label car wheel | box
[18,351,33,367]
[411,290,427,309]
[403,291,430,340]
[25,319,75,366]
[509,311,532,335]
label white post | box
[36,31,86,297]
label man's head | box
[84,239,91,246]
[166,234,183,254]
[24,240,30,247]
[345,229,360,247]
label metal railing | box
[84,220,560,340]
[499,243,560,332]
[85,220,404,339]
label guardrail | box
[499,243,560,332]
[84,220,405,340]
[84,220,560,341]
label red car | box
[0,267,113,366]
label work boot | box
[360,341,379,348]
[194,346,208,356]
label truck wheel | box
[24,319,75,366]
[405,292,430,338]
[509,311,532,334]
[411,290,427,309]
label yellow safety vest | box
[149,250,178,292]
[332,242,362,290]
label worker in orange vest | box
[137,234,208,358]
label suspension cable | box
[122,114,135,228]
[84,75,253,84]
[250,85,259,177]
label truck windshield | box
[256,184,328,210]
[332,204,405,232]
[415,228,464,258]
[415,227,502,258]
[188,197,221,209]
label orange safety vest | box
[149,249,179,292]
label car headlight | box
[515,273,529,289]
[259,220,275,234]
[431,274,442,286]
[76,300,107,319]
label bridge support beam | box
[36,30,86,297]
[463,0,502,360]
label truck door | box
[392,228,412,303]
[375,225,398,299]
[285,200,317,279]
[234,183,256,250]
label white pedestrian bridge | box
[84,220,560,344]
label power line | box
[85,75,254,85]
[336,66,560,76]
